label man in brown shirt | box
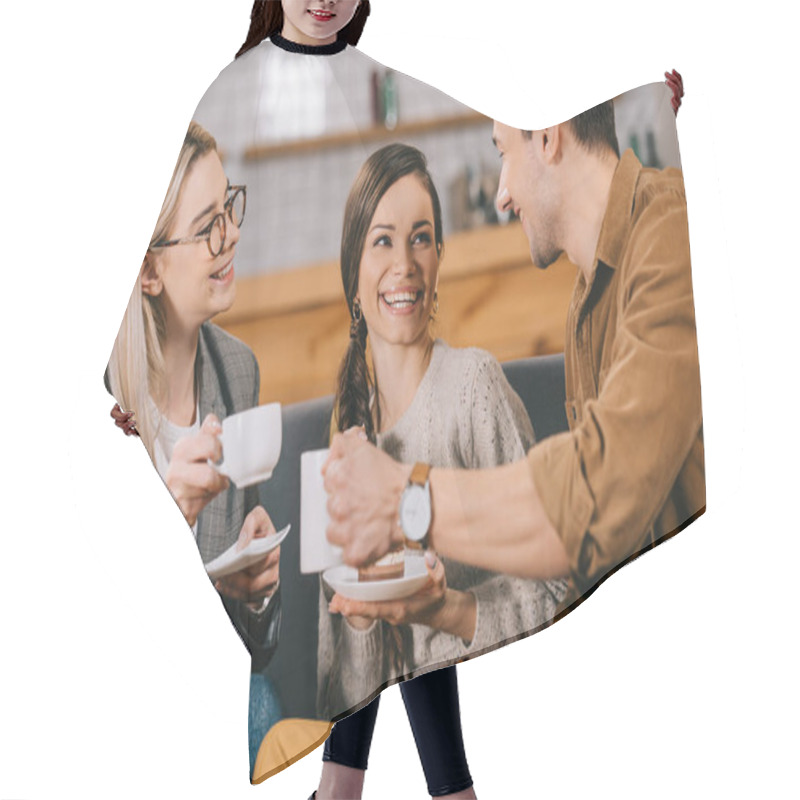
[322,97,705,615]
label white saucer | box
[323,555,430,602]
[205,524,290,581]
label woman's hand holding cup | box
[165,413,229,526]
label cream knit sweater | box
[317,340,567,719]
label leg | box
[248,672,282,779]
[400,666,476,798]
[316,696,381,800]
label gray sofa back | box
[261,353,567,718]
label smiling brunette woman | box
[313,143,567,800]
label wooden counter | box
[216,221,576,406]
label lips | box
[380,288,423,310]
[210,260,233,282]
[308,8,335,22]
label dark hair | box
[523,99,620,158]
[236,0,371,58]
[334,143,444,442]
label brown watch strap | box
[409,462,431,486]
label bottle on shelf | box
[644,129,663,169]
[382,69,398,130]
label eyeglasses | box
[150,185,246,258]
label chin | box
[210,288,236,317]
[529,242,560,271]
[528,246,546,270]
[533,256,552,271]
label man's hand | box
[165,414,229,527]
[322,428,410,567]
[215,505,281,604]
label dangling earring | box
[350,298,363,338]
[431,290,439,318]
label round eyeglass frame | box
[150,185,246,258]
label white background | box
[1,1,796,798]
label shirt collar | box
[270,32,347,55]
[594,148,642,271]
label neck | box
[271,30,347,55]
[370,337,434,434]
[561,150,619,281]
[159,317,200,426]
[280,20,336,47]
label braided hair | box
[236,0,371,59]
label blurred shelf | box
[243,111,491,161]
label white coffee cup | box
[300,448,343,574]
[214,403,282,488]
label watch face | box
[400,484,431,541]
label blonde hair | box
[107,121,218,458]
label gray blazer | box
[194,322,261,562]
[103,323,280,667]
[105,323,280,665]
[191,323,280,669]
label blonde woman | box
[106,121,282,777]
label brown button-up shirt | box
[528,149,705,607]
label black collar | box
[270,32,347,55]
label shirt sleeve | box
[225,588,282,672]
[528,189,703,593]
[316,579,386,717]
[468,575,566,652]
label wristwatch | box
[399,462,432,549]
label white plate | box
[323,555,430,602]
[204,524,290,581]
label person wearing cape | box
[107,0,694,789]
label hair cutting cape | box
[105,34,704,784]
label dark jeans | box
[323,665,473,797]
